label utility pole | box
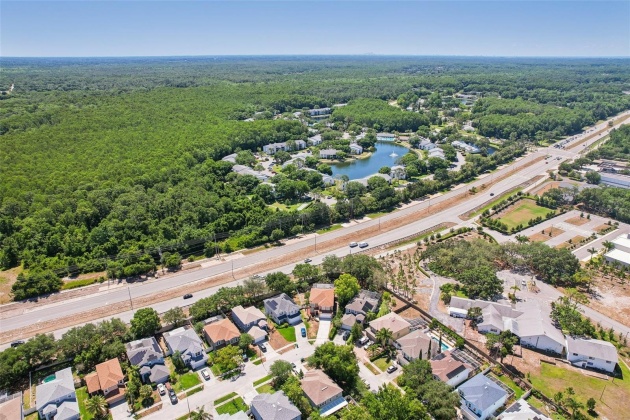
[231,259,235,279]
[128,287,134,310]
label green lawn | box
[214,392,238,406]
[253,374,273,386]
[529,361,630,419]
[372,357,391,372]
[496,374,524,399]
[471,188,524,217]
[256,383,274,394]
[367,211,390,219]
[495,199,551,230]
[364,362,380,375]
[277,326,296,342]
[216,397,248,415]
[76,387,94,420]
[316,224,342,234]
[173,372,201,392]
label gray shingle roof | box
[164,327,204,356]
[35,367,76,412]
[458,373,507,411]
[264,293,300,316]
[56,399,80,420]
[251,391,301,420]
[125,337,163,367]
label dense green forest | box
[588,125,630,161]
[1,56,630,299]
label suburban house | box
[0,393,23,420]
[85,358,126,403]
[250,391,301,420]
[430,351,472,387]
[395,329,438,363]
[566,336,618,373]
[390,165,406,179]
[163,327,208,370]
[457,373,509,420]
[232,305,268,344]
[126,337,170,384]
[309,284,335,319]
[232,164,268,181]
[428,148,445,159]
[319,149,338,159]
[342,290,380,329]
[368,312,411,342]
[35,368,80,420]
[604,233,630,267]
[449,297,565,354]
[418,138,435,150]
[499,398,551,420]
[351,173,392,188]
[309,108,331,116]
[451,140,480,154]
[301,370,348,417]
[376,133,396,141]
[349,143,363,155]
[282,158,306,169]
[308,134,323,145]
[203,318,241,350]
[264,293,302,325]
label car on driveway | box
[342,331,350,341]
[157,383,166,395]
[301,327,307,337]
[183,293,193,299]
[200,368,211,381]
[165,383,177,404]
[386,365,398,374]
[259,343,267,352]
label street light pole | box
[127,287,134,310]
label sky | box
[1,1,629,57]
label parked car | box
[387,365,398,373]
[342,331,350,341]
[165,383,177,404]
[349,242,358,248]
[157,383,166,395]
[259,343,267,352]
[183,293,193,299]
[359,336,369,345]
[201,369,211,381]
[304,258,312,263]
[301,327,307,337]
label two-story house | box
[203,318,241,350]
[349,143,363,155]
[341,290,381,330]
[395,329,437,362]
[457,373,508,420]
[85,358,126,403]
[36,367,80,420]
[376,133,395,141]
[319,149,338,159]
[264,293,302,325]
[301,370,347,417]
[430,351,472,387]
[231,305,268,344]
[309,284,335,320]
[163,327,208,370]
[368,312,411,343]
[566,336,618,373]
[125,337,170,384]
[390,165,406,180]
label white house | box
[349,143,363,154]
[319,149,338,159]
[377,133,396,141]
[604,233,630,268]
[458,373,508,420]
[428,148,445,159]
[308,134,323,145]
[566,336,618,373]
[430,351,472,387]
[309,108,331,116]
[390,165,406,180]
[163,327,208,370]
[36,368,80,420]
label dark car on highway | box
[183,293,193,299]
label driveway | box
[109,398,131,420]
[295,322,308,345]
[315,320,331,345]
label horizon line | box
[2,54,630,59]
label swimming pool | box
[432,337,451,351]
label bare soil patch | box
[0,266,21,305]
[530,181,562,196]
[594,224,612,233]
[397,306,423,319]
[268,329,290,350]
[565,216,589,226]
[586,272,630,328]
[529,228,565,242]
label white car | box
[157,383,166,395]
[201,368,211,381]
[358,242,368,248]
[349,242,358,248]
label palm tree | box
[603,241,614,252]
[190,407,213,420]
[510,285,520,301]
[587,247,598,261]
[375,328,393,349]
[85,395,108,419]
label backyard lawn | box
[497,374,524,399]
[256,383,274,394]
[529,362,630,419]
[276,326,296,342]
[216,397,248,415]
[173,372,201,392]
[495,199,552,230]
[76,387,94,420]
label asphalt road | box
[1,111,628,346]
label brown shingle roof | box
[301,370,343,406]
[430,351,471,382]
[95,358,124,390]
[310,287,335,308]
[203,318,240,344]
[369,312,411,335]
[0,395,22,420]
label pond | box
[330,141,410,180]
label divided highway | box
[1,111,628,347]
